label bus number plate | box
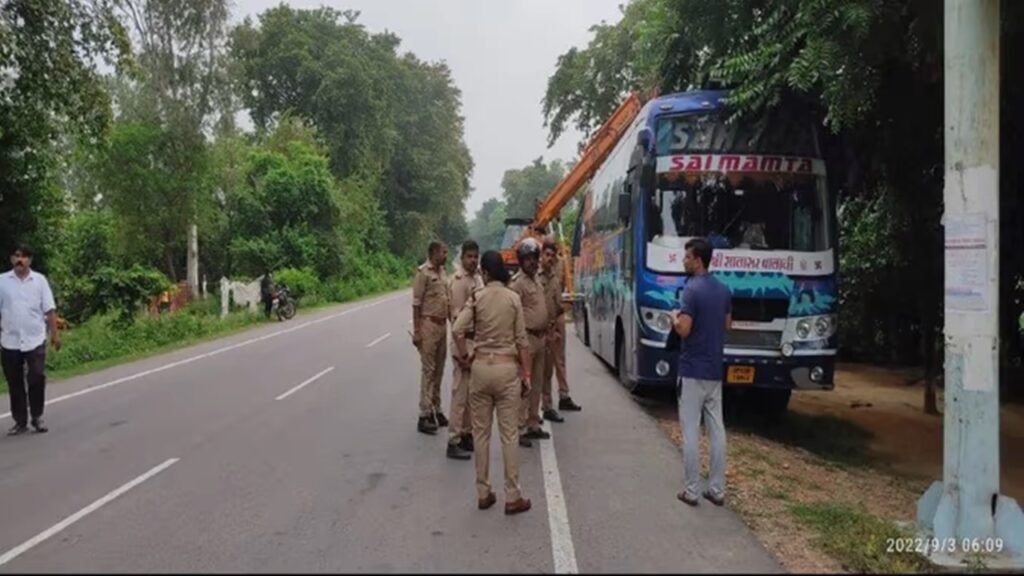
[727,366,755,384]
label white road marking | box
[540,426,579,574]
[0,458,179,567]
[275,367,335,401]
[366,333,391,348]
[0,293,407,418]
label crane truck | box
[498,91,650,299]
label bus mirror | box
[637,127,653,151]
[618,191,631,224]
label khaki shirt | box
[510,271,549,332]
[541,260,565,324]
[449,267,484,322]
[412,261,450,320]
[452,281,529,356]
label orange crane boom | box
[500,90,648,298]
[534,91,644,231]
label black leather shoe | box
[518,436,533,448]
[505,497,532,515]
[418,416,438,435]
[459,434,474,452]
[434,412,449,427]
[7,424,28,436]
[446,443,471,460]
[478,492,497,510]
[543,409,564,423]
[523,428,551,440]
[30,418,48,433]
[559,397,582,411]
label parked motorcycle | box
[271,284,297,321]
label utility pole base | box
[917,480,1024,568]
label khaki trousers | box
[448,339,474,442]
[470,361,523,501]
[418,320,447,416]
[542,320,570,410]
[520,333,546,430]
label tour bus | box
[571,90,838,413]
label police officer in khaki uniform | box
[509,238,550,443]
[452,250,532,515]
[446,240,483,460]
[412,240,451,435]
[541,239,582,423]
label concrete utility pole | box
[917,0,1023,567]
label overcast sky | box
[234,0,627,220]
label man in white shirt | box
[0,245,61,435]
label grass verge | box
[790,501,935,573]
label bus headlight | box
[790,315,837,342]
[640,307,673,334]
[814,316,832,337]
[796,319,812,340]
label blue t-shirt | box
[677,274,732,381]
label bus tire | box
[615,323,640,394]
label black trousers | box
[2,345,47,427]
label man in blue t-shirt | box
[670,237,732,507]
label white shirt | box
[0,270,56,352]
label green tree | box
[47,209,120,322]
[98,122,209,281]
[468,197,507,252]
[116,0,231,133]
[485,200,509,250]
[0,0,130,262]
[230,6,473,259]
[500,157,566,220]
[225,125,348,279]
[109,0,232,284]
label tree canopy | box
[231,6,473,259]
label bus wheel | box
[616,330,641,394]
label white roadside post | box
[917,0,1024,568]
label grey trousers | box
[677,377,726,499]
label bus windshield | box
[646,172,831,265]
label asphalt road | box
[0,291,781,573]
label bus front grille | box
[725,330,782,350]
[730,298,790,323]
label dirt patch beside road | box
[794,364,1024,501]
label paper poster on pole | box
[944,213,988,312]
